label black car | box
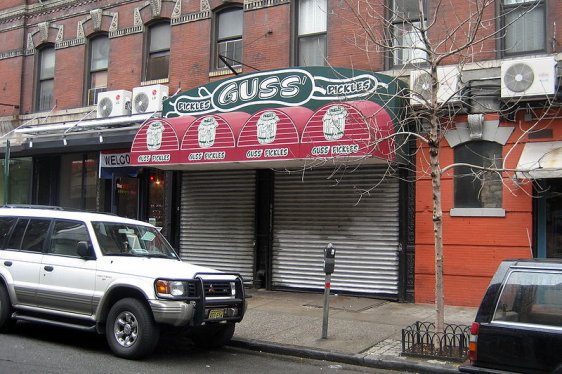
[459,259,562,374]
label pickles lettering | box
[165,68,395,117]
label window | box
[86,35,109,105]
[0,157,33,205]
[58,153,98,211]
[7,218,51,252]
[36,46,55,111]
[501,0,545,55]
[454,141,503,209]
[215,7,243,69]
[391,0,427,66]
[0,217,16,249]
[297,0,327,66]
[146,22,170,81]
[50,220,90,256]
[493,271,562,327]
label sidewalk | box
[230,289,478,373]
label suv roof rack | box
[1,204,64,210]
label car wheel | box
[105,298,159,359]
[0,285,15,332]
[191,322,235,349]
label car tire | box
[191,322,235,349]
[105,298,159,359]
[0,284,16,332]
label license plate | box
[208,309,224,319]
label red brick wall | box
[243,4,291,72]
[169,19,213,92]
[54,45,86,109]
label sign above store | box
[164,67,404,118]
[132,67,405,169]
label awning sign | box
[100,151,132,168]
[99,150,139,179]
[131,67,405,168]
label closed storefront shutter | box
[180,170,256,284]
[272,167,400,296]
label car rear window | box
[493,270,562,327]
[6,218,51,252]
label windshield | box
[92,221,178,259]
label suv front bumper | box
[149,299,196,327]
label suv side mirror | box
[76,241,95,260]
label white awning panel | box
[516,141,562,179]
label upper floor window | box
[36,46,55,112]
[391,0,427,66]
[454,141,503,209]
[215,7,243,70]
[501,0,545,55]
[86,35,109,105]
[297,0,327,66]
[145,22,170,81]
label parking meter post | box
[321,243,336,339]
[321,273,331,339]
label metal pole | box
[3,139,10,204]
[321,273,331,339]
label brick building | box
[0,0,561,306]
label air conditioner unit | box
[501,56,558,98]
[87,87,107,106]
[132,84,169,114]
[96,89,132,118]
[410,66,461,106]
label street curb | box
[229,338,460,374]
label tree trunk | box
[429,118,444,334]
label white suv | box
[0,206,246,359]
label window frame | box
[35,44,55,112]
[389,0,428,67]
[49,219,91,257]
[144,21,171,82]
[213,6,243,71]
[85,34,109,106]
[499,0,546,57]
[492,270,562,328]
[6,218,52,253]
[295,0,327,67]
[451,141,505,216]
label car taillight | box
[468,322,479,363]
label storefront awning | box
[130,101,396,170]
[130,67,406,170]
[516,141,562,179]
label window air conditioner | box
[96,90,132,118]
[410,66,462,106]
[500,56,558,99]
[87,87,107,106]
[132,84,169,114]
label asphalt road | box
[0,322,406,374]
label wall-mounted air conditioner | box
[96,90,132,118]
[132,84,169,114]
[410,66,462,106]
[501,56,558,98]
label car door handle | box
[44,265,54,272]
[4,261,12,267]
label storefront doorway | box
[536,179,562,258]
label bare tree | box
[332,0,553,333]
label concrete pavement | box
[230,289,478,373]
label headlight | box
[155,279,189,299]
